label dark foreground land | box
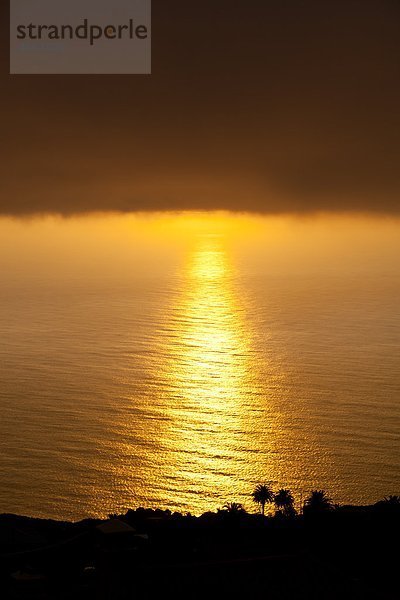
[0,501,399,600]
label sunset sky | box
[1,0,399,215]
[1,0,400,526]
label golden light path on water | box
[161,235,261,505]
[113,223,336,515]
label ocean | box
[0,213,399,520]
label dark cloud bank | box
[1,0,399,216]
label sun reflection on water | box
[91,219,339,517]
[169,235,249,410]
[155,233,280,511]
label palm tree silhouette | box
[303,490,334,513]
[222,502,245,514]
[274,488,296,517]
[252,484,274,516]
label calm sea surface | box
[0,213,399,520]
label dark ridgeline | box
[0,490,399,599]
